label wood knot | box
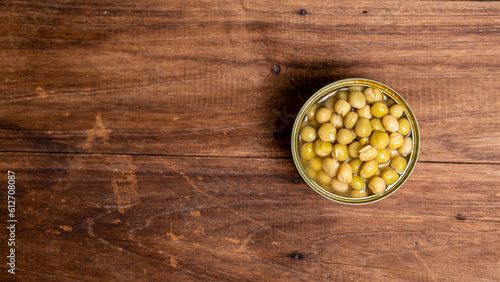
[271,65,281,75]
[288,252,304,260]
[456,213,465,220]
[299,9,307,15]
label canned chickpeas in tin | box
[291,79,420,205]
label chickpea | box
[351,189,368,198]
[337,163,353,183]
[350,176,366,191]
[386,97,396,107]
[357,105,372,119]
[324,96,336,110]
[358,137,369,146]
[306,104,319,120]
[300,120,308,130]
[305,167,318,180]
[389,104,404,118]
[334,99,351,117]
[348,91,366,109]
[379,161,390,170]
[331,178,349,193]
[358,145,378,161]
[323,158,340,177]
[300,126,317,142]
[380,168,399,185]
[316,107,332,124]
[370,118,386,132]
[309,157,323,171]
[308,118,320,128]
[300,143,315,160]
[398,118,411,135]
[382,114,399,132]
[375,148,391,164]
[350,129,357,139]
[332,143,349,162]
[330,114,344,129]
[348,141,362,158]
[337,128,355,145]
[314,139,333,157]
[355,118,372,137]
[363,87,382,104]
[391,156,407,173]
[371,102,389,118]
[350,159,363,175]
[370,132,390,149]
[368,176,386,195]
[398,136,413,156]
[337,90,348,100]
[344,111,359,129]
[348,86,365,92]
[360,160,378,179]
[388,148,401,158]
[317,170,333,188]
[318,123,337,142]
[388,132,404,150]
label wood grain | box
[1,1,499,162]
[1,152,499,281]
[1,0,500,280]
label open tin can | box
[291,78,420,205]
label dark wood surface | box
[1,0,499,281]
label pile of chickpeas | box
[298,85,414,198]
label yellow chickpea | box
[314,139,333,157]
[300,126,317,142]
[368,176,386,195]
[398,118,411,135]
[323,158,340,177]
[300,143,315,160]
[316,107,332,124]
[337,163,353,183]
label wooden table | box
[1,1,499,281]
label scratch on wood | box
[111,156,140,214]
[46,229,60,234]
[82,112,112,150]
[225,237,240,244]
[167,232,185,241]
[84,217,215,280]
[412,251,437,282]
[172,166,263,226]
[190,210,201,217]
[193,226,205,235]
[403,218,424,223]
[36,86,48,98]
[168,258,178,268]
[59,225,72,232]
[111,180,139,214]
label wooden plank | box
[1,1,500,162]
[2,152,498,280]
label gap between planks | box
[0,150,499,166]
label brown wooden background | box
[1,0,499,281]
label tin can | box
[291,78,420,204]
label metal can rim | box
[291,78,421,205]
